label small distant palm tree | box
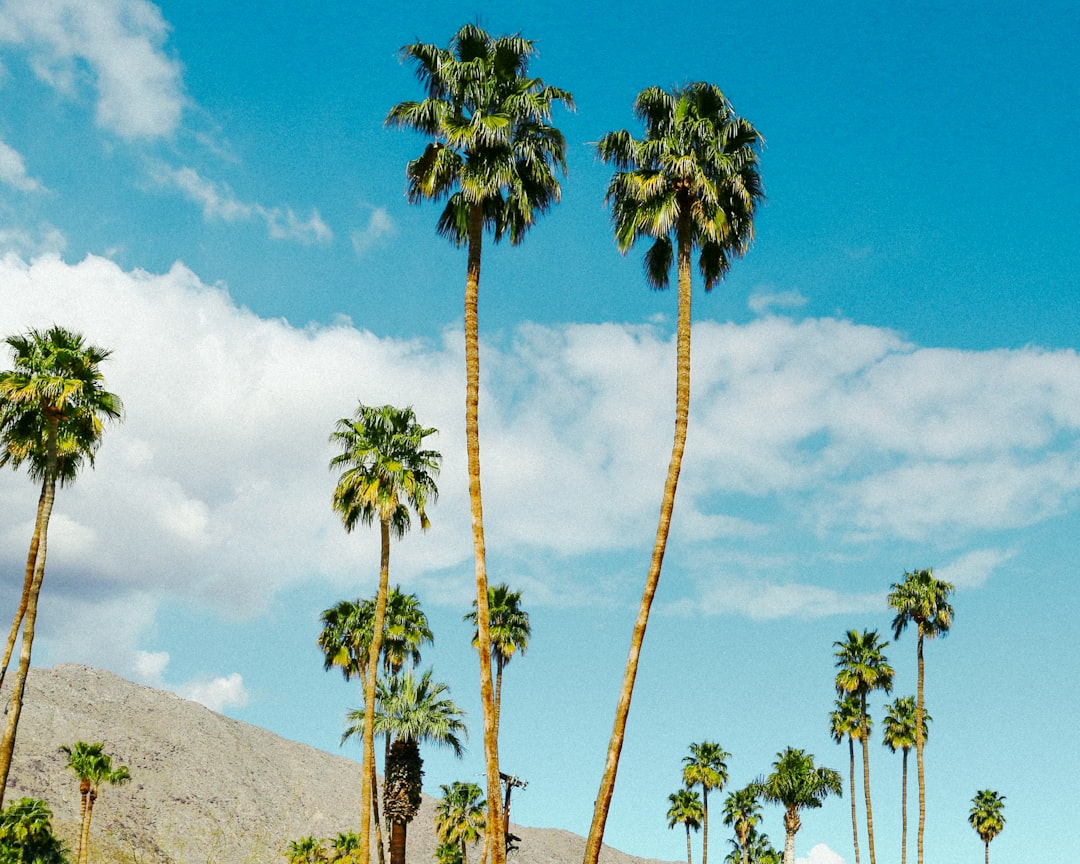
[60,742,129,864]
[829,694,864,864]
[682,741,729,864]
[436,782,486,864]
[329,832,362,864]
[882,696,929,864]
[464,583,530,737]
[968,790,1005,864]
[0,797,68,864]
[286,836,327,864]
[721,784,762,864]
[758,748,842,864]
[723,828,780,864]
[888,568,953,864]
[667,788,704,864]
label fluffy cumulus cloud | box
[2,251,1080,680]
[796,845,845,864]
[0,0,185,140]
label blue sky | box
[0,1,1077,862]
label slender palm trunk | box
[900,748,909,864]
[0,482,46,692]
[848,735,861,864]
[464,204,504,864]
[984,838,990,864]
[737,826,749,864]
[684,824,692,864]
[860,707,877,864]
[74,781,90,862]
[79,789,96,864]
[585,221,693,864]
[915,635,926,864]
[371,751,386,864]
[493,659,504,741]
[0,467,56,806]
[359,521,391,864]
[701,790,708,864]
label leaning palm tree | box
[882,696,929,864]
[720,784,762,864]
[967,790,1005,864]
[329,403,440,864]
[667,788,704,864]
[387,30,572,863]
[758,747,842,864]
[834,629,893,864]
[829,695,864,864]
[888,568,954,864]
[344,669,466,864]
[464,583,531,737]
[435,781,486,864]
[61,743,129,864]
[682,741,729,864]
[0,327,123,804]
[587,83,763,864]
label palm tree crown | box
[721,784,762,864]
[758,748,842,864]
[888,570,955,643]
[682,741,730,864]
[667,788,704,864]
[436,781,486,864]
[968,790,1005,863]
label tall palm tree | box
[587,83,763,864]
[435,782,486,864]
[329,403,440,863]
[464,583,530,737]
[682,741,729,864]
[60,742,129,864]
[967,790,1005,864]
[829,694,864,864]
[721,784,762,864]
[758,747,842,864]
[834,629,893,864]
[667,788,704,864]
[888,568,954,864]
[387,30,570,864]
[882,696,929,864]
[0,327,122,804]
[344,669,466,864]
[0,797,67,864]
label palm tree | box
[834,629,893,864]
[0,328,122,804]
[758,747,842,864]
[329,832,362,864]
[382,587,433,678]
[723,828,780,864]
[667,788,704,864]
[967,790,1005,864]
[286,837,327,864]
[888,568,954,864]
[436,782,486,864]
[829,694,864,864]
[59,742,129,864]
[721,784,762,864]
[882,696,929,864]
[387,29,571,864]
[682,741,729,864]
[344,669,466,864]
[587,83,763,864]
[329,403,440,863]
[0,797,67,864]
[464,583,530,737]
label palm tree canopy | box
[435,782,486,847]
[683,740,730,795]
[595,83,764,291]
[759,748,842,812]
[386,23,574,247]
[721,784,762,836]
[834,629,894,705]
[968,790,1005,844]
[318,598,375,681]
[329,403,440,538]
[667,788,704,832]
[464,582,530,666]
[829,694,868,743]
[382,587,433,673]
[0,326,122,485]
[882,696,930,753]
[888,569,955,641]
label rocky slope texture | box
[3,664,671,864]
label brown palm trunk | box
[371,750,385,864]
[984,838,990,864]
[388,820,406,864]
[75,780,90,862]
[900,747,909,864]
[782,808,800,864]
[861,705,877,864]
[848,735,861,864]
[584,221,693,864]
[464,204,505,864]
[737,826,749,864]
[684,824,692,864]
[79,788,96,864]
[0,482,46,692]
[915,634,925,864]
[701,790,708,864]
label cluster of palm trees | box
[58,742,129,864]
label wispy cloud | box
[0,138,43,192]
[351,207,396,257]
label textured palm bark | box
[900,748,909,864]
[782,808,801,864]
[848,735,861,864]
[0,481,45,691]
[860,707,877,864]
[464,204,505,864]
[584,222,693,864]
[79,789,97,864]
[915,635,926,864]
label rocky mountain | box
[2,664,674,864]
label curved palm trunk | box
[464,204,505,864]
[585,225,693,864]
[900,747,909,864]
[860,708,877,864]
[359,520,392,864]
[0,482,46,692]
[0,466,56,806]
[79,788,97,864]
[915,634,926,864]
[848,735,861,864]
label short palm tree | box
[834,629,893,864]
[829,695,864,864]
[60,742,129,864]
[967,790,1005,864]
[464,583,530,737]
[758,748,842,864]
[329,832,362,864]
[435,782,486,864]
[682,741,729,864]
[721,784,762,864]
[888,568,953,864]
[387,30,571,864]
[882,696,929,864]
[0,327,122,805]
[329,403,440,863]
[667,788,704,864]
[286,836,327,864]
[0,797,67,864]
[587,83,763,864]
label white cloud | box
[351,207,396,256]
[0,0,185,140]
[0,138,43,191]
[937,547,1015,589]
[796,844,845,864]
[748,287,808,315]
[177,672,249,713]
